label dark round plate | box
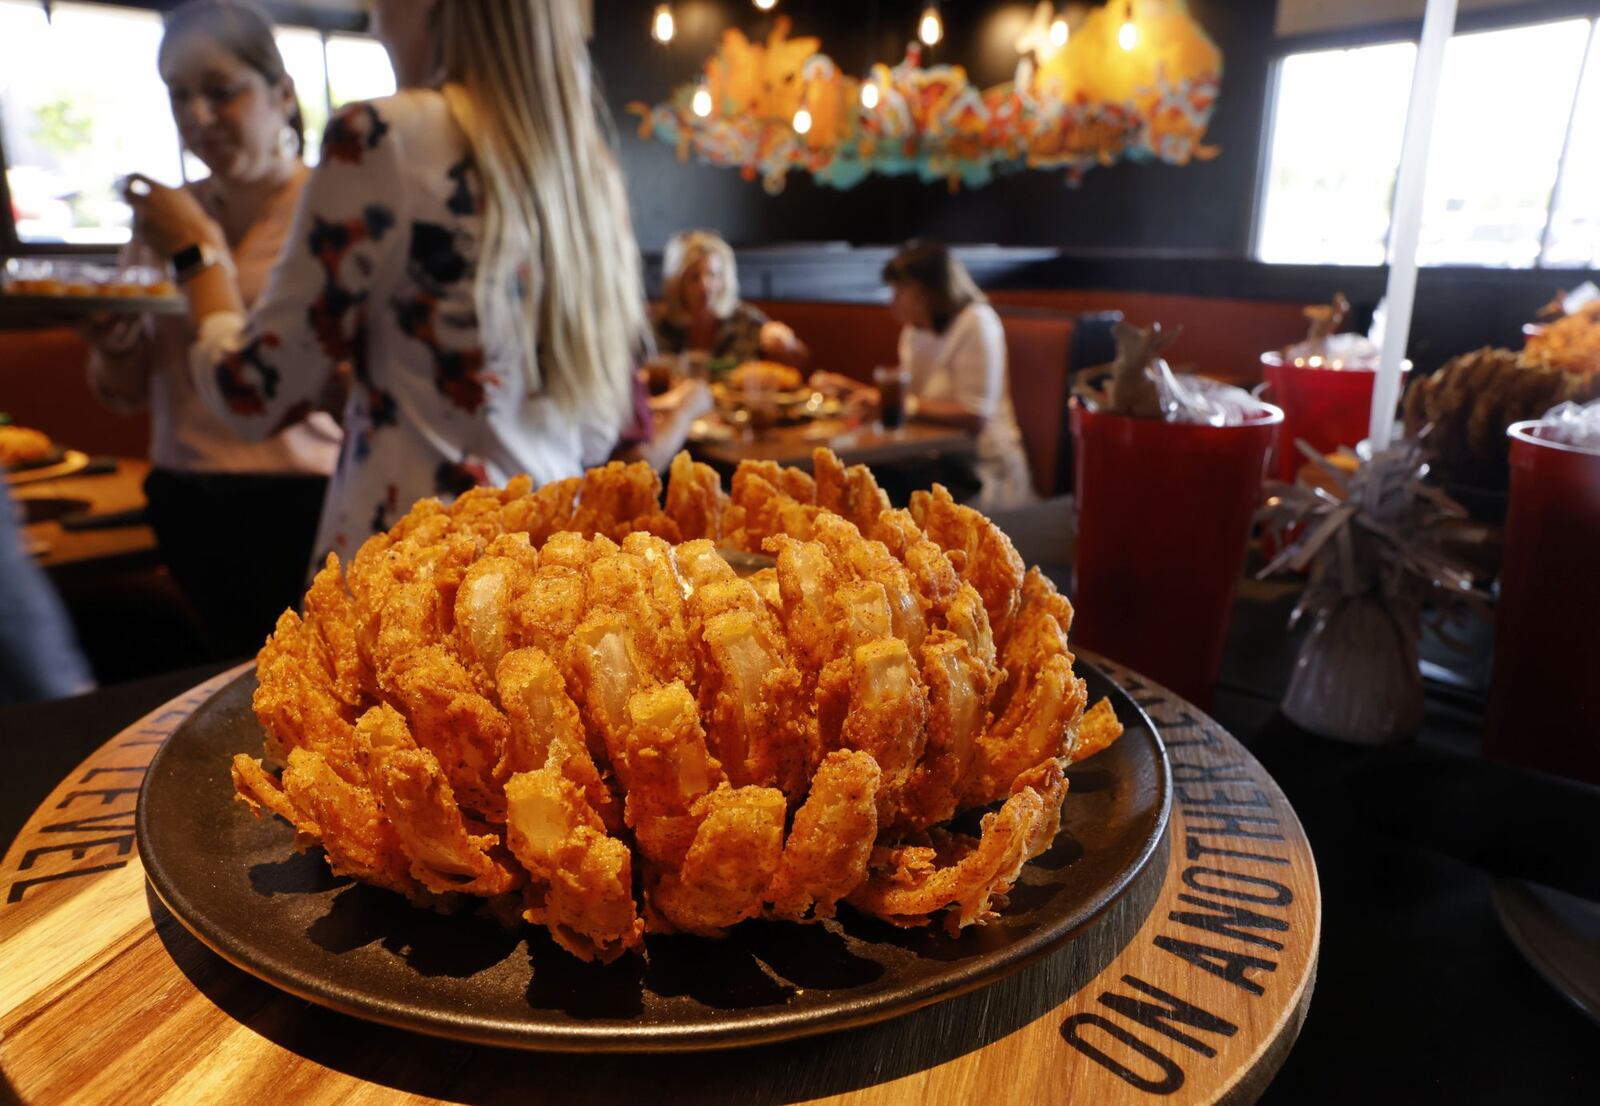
[136,660,1169,1052]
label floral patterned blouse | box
[189,90,635,568]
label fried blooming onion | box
[231,450,1124,963]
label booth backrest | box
[748,299,900,385]
[995,312,1074,499]
[750,299,1075,496]
[987,290,1308,385]
[0,327,148,457]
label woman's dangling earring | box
[279,123,298,160]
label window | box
[1255,42,1417,265]
[1,0,180,245]
[0,0,392,250]
[1257,17,1600,270]
[325,34,398,110]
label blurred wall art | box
[628,1,1223,194]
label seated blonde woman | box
[651,231,808,367]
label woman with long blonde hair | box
[127,0,652,565]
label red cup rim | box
[1507,419,1600,458]
[1071,395,1284,428]
[1259,350,1411,374]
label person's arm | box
[917,309,1003,436]
[132,103,402,441]
[80,241,160,412]
[757,319,810,369]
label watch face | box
[172,245,204,271]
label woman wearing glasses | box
[81,0,339,659]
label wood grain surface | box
[0,657,1319,1105]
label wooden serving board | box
[0,658,1319,1105]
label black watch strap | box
[170,242,219,283]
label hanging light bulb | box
[793,106,813,134]
[651,3,674,44]
[1118,2,1138,51]
[860,80,880,110]
[754,0,778,10]
[691,83,712,118]
[918,3,942,47]
[1049,15,1070,50]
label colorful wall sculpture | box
[629,1,1223,194]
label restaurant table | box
[0,497,1590,1104]
[691,419,973,471]
[0,652,1315,1105]
[11,456,156,573]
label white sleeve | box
[942,307,1006,419]
[190,100,404,441]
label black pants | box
[143,468,328,661]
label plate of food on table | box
[0,420,60,471]
[1,416,90,484]
[137,449,1170,1052]
[0,257,183,319]
[707,360,843,430]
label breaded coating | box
[650,785,787,935]
[766,750,881,920]
[1072,696,1125,763]
[817,637,929,822]
[505,768,643,964]
[813,448,890,534]
[849,761,1068,933]
[252,609,360,776]
[231,754,313,836]
[692,601,812,796]
[303,554,370,708]
[622,682,724,866]
[729,470,820,548]
[379,645,511,819]
[910,484,1026,638]
[358,705,520,897]
[281,744,425,902]
[495,647,617,829]
[896,633,994,832]
[811,512,927,651]
[664,451,729,542]
[969,654,1086,806]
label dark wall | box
[593,0,1272,253]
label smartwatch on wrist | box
[170,241,227,284]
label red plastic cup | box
[1070,399,1282,709]
[1483,422,1600,785]
[1260,353,1406,483]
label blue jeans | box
[0,496,94,705]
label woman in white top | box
[822,241,1035,511]
[124,0,648,568]
[82,1,340,658]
